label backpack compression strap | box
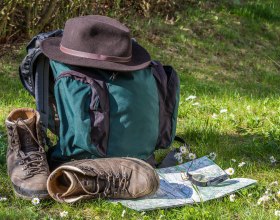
[35,54,49,131]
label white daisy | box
[179,146,187,154]
[264,189,271,196]
[257,195,270,205]
[269,181,278,186]
[121,210,126,218]
[178,156,183,164]
[188,153,196,160]
[229,194,235,202]
[270,156,277,164]
[220,109,227,113]
[209,152,217,160]
[276,190,280,198]
[192,102,200,106]
[238,162,246,167]
[0,197,7,201]
[231,159,236,162]
[185,95,196,101]
[174,152,182,160]
[59,211,68,218]
[225,167,235,176]
[31,197,40,206]
[275,210,280,217]
[211,113,218,119]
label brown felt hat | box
[40,15,151,72]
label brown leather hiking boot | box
[6,108,50,199]
[47,157,160,203]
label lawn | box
[0,1,280,219]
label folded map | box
[113,156,257,211]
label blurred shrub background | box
[0,0,279,43]
[0,0,188,43]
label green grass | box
[1,1,280,219]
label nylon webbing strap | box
[35,55,49,131]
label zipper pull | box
[109,72,118,81]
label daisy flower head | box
[192,102,200,106]
[60,211,68,218]
[179,146,187,154]
[177,156,183,164]
[174,152,182,160]
[275,210,280,217]
[277,190,280,199]
[269,181,278,187]
[225,167,235,176]
[229,194,236,202]
[0,197,7,202]
[186,95,196,101]
[270,156,277,164]
[121,210,126,218]
[209,152,217,160]
[31,197,40,206]
[264,189,271,196]
[257,195,270,205]
[211,113,218,119]
[174,152,183,164]
[220,109,227,114]
[188,153,196,160]
[238,162,246,167]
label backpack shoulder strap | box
[19,29,63,131]
[35,54,49,131]
[151,60,168,101]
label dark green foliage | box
[0,0,187,43]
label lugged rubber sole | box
[12,182,49,200]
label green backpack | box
[48,60,179,165]
[19,31,180,168]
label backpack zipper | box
[109,72,118,81]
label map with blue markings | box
[113,156,257,211]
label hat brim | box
[40,37,151,72]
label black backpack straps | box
[157,136,191,168]
[35,54,49,131]
[151,60,167,99]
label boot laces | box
[102,171,130,197]
[9,118,48,177]
[74,166,130,197]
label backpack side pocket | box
[152,61,180,149]
[55,70,109,157]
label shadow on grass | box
[177,129,280,165]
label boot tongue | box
[61,171,105,198]
[16,116,39,152]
